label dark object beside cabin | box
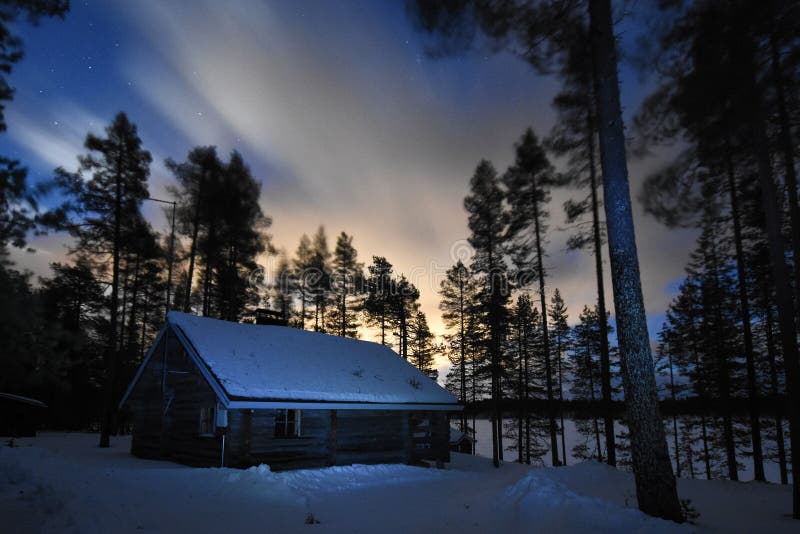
[253,308,288,326]
[449,427,475,455]
[120,313,458,470]
[0,393,47,437]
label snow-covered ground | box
[0,433,795,533]
[473,417,793,483]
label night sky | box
[1,1,697,374]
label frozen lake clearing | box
[0,433,794,533]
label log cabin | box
[119,312,460,470]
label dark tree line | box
[267,236,439,379]
[636,0,800,513]
[408,0,800,521]
[437,127,628,469]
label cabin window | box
[199,406,214,436]
[274,409,301,438]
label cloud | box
[6,103,105,171]
[5,1,698,378]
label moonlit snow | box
[2,433,795,533]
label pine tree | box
[392,275,420,360]
[270,251,296,325]
[363,256,395,346]
[166,146,223,314]
[549,289,570,465]
[329,232,363,337]
[504,128,560,467]
[439,260,477,432]
[570,306,604,462]
[309,226,332,332]
[52,112,152,447]
[409,311,437,379]
[655,328,685,478]
[212,151,271,321]
[504,293,547,464]
[292,234,315,330]
[464,159,510,467]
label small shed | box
[0,393,48,437]
[120,312,460,470]
[449,427,475,455]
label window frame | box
[198,405,215,437]
[274,409,301,438]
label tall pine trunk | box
[763,283,789,485]
[586,337,603,462]
[459,275,467,433]
[532,189,559,467]
[589,0,682,521]
[100,164,123,448]
[690,317,712,480]
[707,237,738,481]
[183,183,202,313]
[488,247,501,468]
[768,8,800,328]
[723,141,764,480]
[557,337,567,465]
[139,290,149,360]
[587,84,616,468]
[517,322,524,463]
[745,41,800,517]
[126,253,141,354]
[524,325,531,464]
[667,346,680,477]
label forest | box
[0,0,799,525]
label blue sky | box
[1,1,697,370]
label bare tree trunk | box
[769,8,800,328]
[532,189,560,467]
[299,279,306,330]
[100,163,123,449]
[486,242,503,468]
[557,338,567,466]
[126,253,141,353]
[460,274,467,433]
[183,196,201,313]
[524,324,531,464]
[589,0,682,520]
[707,237,738,481]
[688,309,712,480]
[587,94,616,467]
[139,290,149,361]
[667,346,680,477]
[746,48,800,517]
[517,321,524,463]
[724,138,764,481]
[764,283,789,485]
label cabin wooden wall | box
[127,335,165,460]
[225,409,331,470]
[225,408,450,470]
[127,327,221,467]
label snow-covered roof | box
[0,392,47,408]
[449,427,474,444]
[166,312,457,407]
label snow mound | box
[505,471,684,533]
[275,463,462,494]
